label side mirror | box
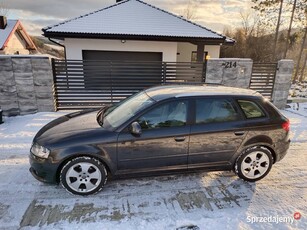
[130,122,142,136]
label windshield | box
[102,92,155,130]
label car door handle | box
[234,131,245,136]
[174,136,186,142]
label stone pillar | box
[0,55,55,116]
[31,57,54,112]
[205,58,253,88]
[12,57,38,115]
[272,59,294,109]
[0,57,19,116]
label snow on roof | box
[0,20,18,49]
[43,0,225,40]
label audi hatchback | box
[29,85,290,195]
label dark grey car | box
[29,85,290,195]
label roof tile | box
[44,0,225,39]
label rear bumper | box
[275,138,291,162]
[29,153,59,183]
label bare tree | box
[299,51,307,82]
[240,11,260,37]
[283,0,297,58]
[239,11,260,57]
[272,0,284,61]
[293,27,307,83]
[182,0,199,20]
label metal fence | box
[52,59,207,110]
[249,63,277,99]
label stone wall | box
[206,58,293,109]
[0,56,54,116]
[205,58,253,88]
[272,60,294,109]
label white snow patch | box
[0,108,306,230]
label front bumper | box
[29,153,59,183]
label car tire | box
[235,147,273,182]
[60,156,107,195]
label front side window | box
[237,100,265,119]
[103,92,155,129]
[196,98,240,124]
[137,100,188,129]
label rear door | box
[188,97,247,169]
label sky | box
[1,0,253,36]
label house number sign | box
[222,61,237,68]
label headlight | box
[31,143,50,159]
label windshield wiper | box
[96,105,111,126]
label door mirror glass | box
[130,122,142,136]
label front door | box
[117,100,190,174]
[188,98,247,168]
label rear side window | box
[196,98,240,124]
[237,100,265,119]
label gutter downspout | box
[48,38,66,59]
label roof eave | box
[42,31,226,44]
[223,40,236,46]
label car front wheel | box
[235,147,273,182]
[60,156,107,195]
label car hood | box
[34,109,108,147]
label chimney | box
[0,16,7,29]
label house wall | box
[0,55,54,116]
[176,43,220,62]
[64,38,177,62]
[205,45,220,59]
[3,32,30,55]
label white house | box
[0,16,37,55]
[42,0,234,62]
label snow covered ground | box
[0,105,306,230]
[289,82,307,99]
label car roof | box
[145,84,263,101]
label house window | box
[191,51,208,62]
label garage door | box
[82,50,163,91]
[82,50,162,62]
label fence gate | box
[249,63,278,99]
[52,59,206,110]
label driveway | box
[0,109,306,230]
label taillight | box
[282,119,290,132]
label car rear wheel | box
[60,156,107,195]
[235,147,273,182]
